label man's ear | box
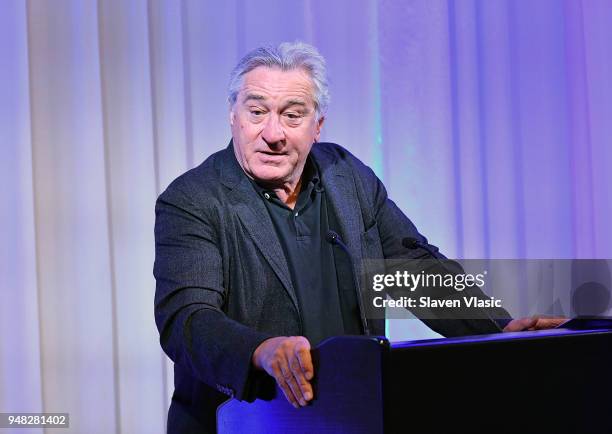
[314,116,325,141]
[229,110,235,126]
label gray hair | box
[228,41,330,117]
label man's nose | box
[261,114,285,144]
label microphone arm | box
[326,230,371,335]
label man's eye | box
[250,110,264,116]
[285,113,302,119]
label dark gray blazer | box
[154,142,508,433]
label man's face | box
[230,66,324,188]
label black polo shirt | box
[250,156,361,345]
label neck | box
[273,177,302,209]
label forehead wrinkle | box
[240,69,314,98]
[241,90,313,114]
[242,86,311,102]
[238,69,317,115]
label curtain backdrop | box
[2,0,611,432]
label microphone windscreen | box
[325,230,339,245]
[401,237,419,250]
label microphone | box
[401,237,419,249]
[402,236,439,259]
[325,230,342,246]
[326,230,370,335]
[401,237,503,332]
[402,237,463,276]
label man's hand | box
[503,316,567,332]
[252,336,314,408]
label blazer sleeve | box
[153,178,273,401]
[349,156,513,335]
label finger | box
[295,342,314,381]
[280,360,307,407]
[289,351,313,402]
[272,363,299,408]
[503,317,537,332]
[534,317,567,329]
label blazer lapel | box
[312,145,364,257]
[313,144,373,334]
[219,143,300,314]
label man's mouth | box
[259,151,287,156]
[258,151,287,163]
[259,151,287,163]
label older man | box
[154,42,562,434]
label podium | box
[217,328,612,433]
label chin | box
[251,166,290,184]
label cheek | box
[238,121,262,140]
[294,135,315,155]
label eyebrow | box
[284,99,307,109]
[243,93,266,103]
